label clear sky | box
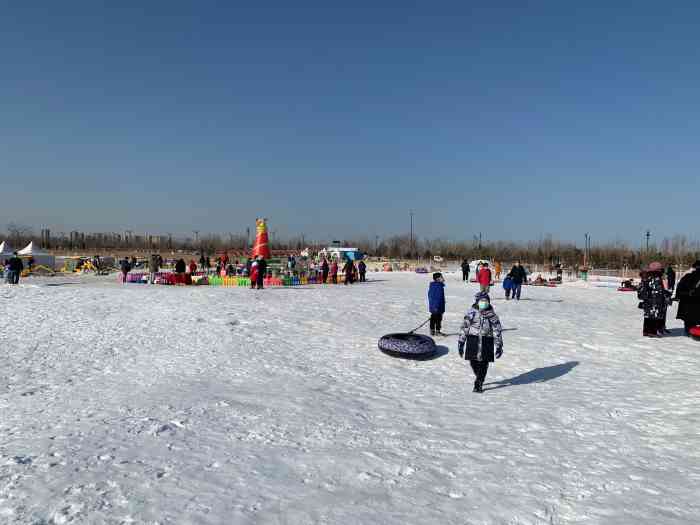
[1,2,698,244]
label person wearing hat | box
[675,260,700,335]
[428,272,446,336]
[457,292,503,393]
[638,261,671,337]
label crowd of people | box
[116,253,369,290]
[638,261,700,337]
[430,260,700,393]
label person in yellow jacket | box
[495,261,502,281]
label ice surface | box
[1,273,699,524]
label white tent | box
[0,240,13,258]
[17,241,56,269]
[18,241,47,255]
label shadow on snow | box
[483,361,579,391]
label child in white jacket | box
[458,292,503,393]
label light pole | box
[409,210,414,258]
[646,230,651,253]
[193,231,199,253]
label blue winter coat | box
[428,282,446,314]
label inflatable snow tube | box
[690,326,700,340]
[378,333,436,358]
[617,287,637,292]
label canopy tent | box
[0,240,14,258]
[17,241,56,269]
[18,241,48,256]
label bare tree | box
[5,223,35,247]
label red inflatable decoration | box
[251,218,271,259]
[690,326,700,339]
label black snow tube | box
[378,333,437,358]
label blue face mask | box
[478,300,489,310]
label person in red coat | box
[330,260,339,284]
[478,262,492,293]
[249,260,259,289]
[189,260,197,274]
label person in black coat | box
[321,258,329,284]
[256,257,267,289]
[675,261,700,335]
[638,262,671,336]
[461,259,470,282]
[175,258,186,274]
[120,258,131,283]
[357,260,367,282]
[666,265,677,292]
[343,259,355,285]
[507,262,527,300]
[8,252,23,284]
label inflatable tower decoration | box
[251,218,271,259]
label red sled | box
[618,287,636,292]
[690,326,700,339]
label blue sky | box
[1,2,698,244]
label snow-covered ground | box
[1,272,699,524]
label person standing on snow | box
[8,252,23,284]
[503,274,514,300]
[330,260,339,284]
[666,265,677,293]
[508,261,527,301]
[495,261,502,281]
[638,262,671,337]
[675,260,700,335]
[458,292,503,393]
[428,272,446,336]
[342,258,355,285]
[477,262,492,293]
[148,253,160,284]
[249,258,259,289]
[358,260,367,282]
[120,258,131,283]
[255,256,267,289]
[321,258,330,284]
[461,259,470,282]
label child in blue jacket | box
[428,272,446,336]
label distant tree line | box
[3,223,699,269]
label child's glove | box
[495,347,503,359]
[458,343,464,358]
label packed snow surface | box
[1,273,699,524]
